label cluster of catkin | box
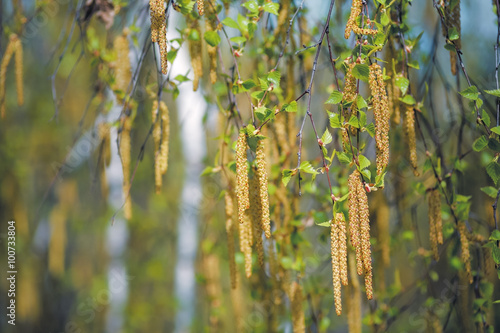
[152,99,170,193]
[348,170,373,300]
[458,221,472,284]
[404,105,419,176]
[290,282,305,332]
[150,0,168,74]
[369,63,390,178]
[188,19,203,91]
[331,213,348,315]
[0,34,23,118]
[120,115,133,219]
[205,4,218,84]
[234,131,271,278]
[113,30,131,102]
[197,0,204,16]
[341,63,357,151]
[344,0,377,39]
[428,189,443,260]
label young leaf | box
[351,64,370,82]
[472,135,488,152]
[448,27,459,41]
[399,95,416,105]
[282,169,295,187]
[330,114,342,128]
[267,71,281,87]
[356,95,367,109]
[222,17,239,29]
[358,154,371,170]
[485,89,500,98]
[491,126,500,135]
[299,161,318,174]
[365,123,375,137]
[204,31,221,47]
[486,161,500,186]
[325,91,343,105]
[284,101,298,112]
[459,86,479,100]
[481,186,498,198]
[321,129,333,145]
[395,76,410,96]
[263,2,279,15]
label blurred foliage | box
[1,0,500,332]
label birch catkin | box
[290,282,305,333]
[356,176,373,300]
[331,219,341,316]
[225,189,237,289]
[405,105,419,176]
[458,221,472,284]
[114,30,131,99]
[152,100,169,193]
[188,19,202,91]
[369,63,390,178]
[149,0,167,74]
[256,140,271,238]
[14,37,23,107]
[249,175,264,268]
[197,0,204,16]
[331,213,347,316]
[429,189,443,260]
[348,170,362,275]
[236,131,250,224]
[0,34,17,118]
[344,0,377,39]
[120,115,132,219]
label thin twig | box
[295,0,336,200]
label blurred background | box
[1,0,500,332]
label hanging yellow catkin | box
[348,170,363,275]
[256,140,271,238]
[188,20,202,91]
[429,189,443,260]
[225,189,238,289]
[249,175,265,268]
[337,213,348,286]
[0,34,17,118]
[345,0,362,39]
[150,0,167,74]
[240,212,253,278]
[152,100,162,193]
[331,213,347,316]
[356,175,373,300]
[149,0,162,43]
[458,221,472,284]
[114,30,131,100]
[205,15,218,84]
[344,0,377,39]
[197,0,204,15]
[159,101,169,175]
[290,282,305,333]
[120,115,132,219]
[49,207,67,277]
[236,131,250,224]
[331,219,341,315]
[369,63,390,178]
[405,105,419,176]
[14,37,23,107]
